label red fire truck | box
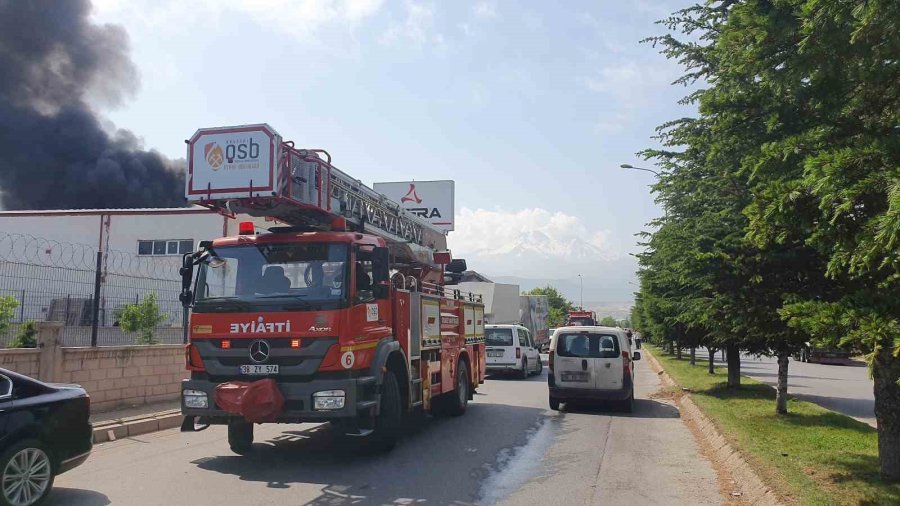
[178,124,485,453]
[566,310,597,326]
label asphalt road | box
[737,355,875,427]
[51,358,722,505]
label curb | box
[92,409,182,443]
[644,348,783,506]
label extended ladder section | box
[185,124,447,267]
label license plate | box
[240,364,279,375]
[487,350,503,357]
[561,372,589,382]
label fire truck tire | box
[371,370,402,451]
[444,360,470,417]
[227,419,254,455]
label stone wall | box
[0,322,187,412]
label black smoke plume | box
[0,0,185,210]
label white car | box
[548,326,640,412]
[485,324,543,379]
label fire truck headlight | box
[313,390,345,410]
[183,389,208,409]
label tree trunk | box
[726,343,740,388]
[775,352,789,415]
[676,340,682,360]
[707,348,716,374]
[873,343,900,481]
[690,346,696,366]
[667,340,675,355]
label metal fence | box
[0,233,186,347]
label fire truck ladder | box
[195,140,448,268]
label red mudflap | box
[214,379,285,423]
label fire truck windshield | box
[193,242,349,312]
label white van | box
[485,324,542,379]
[547,326,640,412]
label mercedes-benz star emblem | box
[249,340,270,364]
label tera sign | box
[186,124,281,200]
[373,180,455,232]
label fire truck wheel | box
[445,360,470,416]
[371,370,402,451]
[227,419,254,455]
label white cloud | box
[228,0,385,35]
[93,0,384,39]
[473,1,497,19]
[448,207,620,277]
[381,1,441,46]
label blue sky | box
[91,0,695,298]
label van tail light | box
[622,351,631,378]
[186,343,206,372]
[516,347,521,359]
[549,351,554,372]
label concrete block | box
[126,418,159,437]
[156,414,182,431]
[106,369,123,379]
[89,369,107,381]
[70,370,92,383]
[93,423,127,444]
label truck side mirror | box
[179,254,194,308]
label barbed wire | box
[0,233,181,280]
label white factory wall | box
[0,209,236,343]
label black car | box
[0,369,92,506]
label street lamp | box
[621,163,667,218]
[577,274,583,310]
[620,164,661,177]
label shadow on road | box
[485,372,546,383]
[191,402,546,505]
[736,368,855,382]
[560,398,680,419]
[47,488,111,506]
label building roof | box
[459,271,493,283]
[0,206,214,217]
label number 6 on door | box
[341,351,355,369]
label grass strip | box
[647,345,899,505]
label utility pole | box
[578,274,583,310]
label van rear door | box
[554,331,622,390]
[591,333,623,390]
[485,327,516,366]
[554,331,594,389]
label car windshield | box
[485,328,514,346]
[556,333,620,359]
[195,243,348,309]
